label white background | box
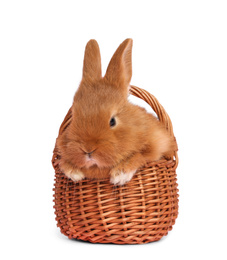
[0,1,227,259]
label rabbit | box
[57,38,177,185]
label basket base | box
[68,234,165,245]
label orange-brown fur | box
[57,39,176,184]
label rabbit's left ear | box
[83,39,102,81]
[104,39,133,89]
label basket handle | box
[130,85,174,136]
[130,85,178,166]
[56,85,178,165]
[58,107,72,136]
[58,85,176,138]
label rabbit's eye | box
[109,117,116,127]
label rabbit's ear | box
[83,39,102,80]
[104,39,133,89]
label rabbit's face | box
[65,79,130,169]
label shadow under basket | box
[52,85,179,244]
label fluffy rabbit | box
[57,39,176,185]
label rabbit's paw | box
[110,168,136,186]
[69,169,85,182]
[60,163,85,182]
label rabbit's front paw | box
[110,167,136,186]
[69,169,85,182]
[60,162,85,182]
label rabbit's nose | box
[81,148,96,158]
[87,150,95,158]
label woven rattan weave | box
[52,85,179,244]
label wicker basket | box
[52,85,179,244]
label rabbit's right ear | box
[82,39,102,81]
[104,39,133,90]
